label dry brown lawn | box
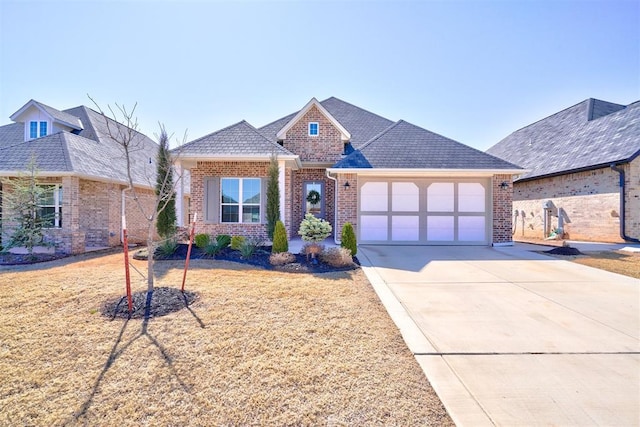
[563,250,640,279]
[0,251,452,426]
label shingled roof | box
[178,120,295,159]
[486,98,640,181]
[332,120,522,170]
[258,97,394,148]
[0,103,158,188]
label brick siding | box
[191,161,276,240]
[335,173,358,241]
[492,174,514,244]
[512,166,632,242]
[282,105,344,163]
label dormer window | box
[308,122,319,136]
[29,121,48,139]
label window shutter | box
[204,177,219,223]
[261,178,268,224]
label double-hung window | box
[29,121,48,139]
[37,184,62,228]
[221,178,261,223]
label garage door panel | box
[361,215,388,241]
[361,182,388,211]
[458,183,485,212]
[392,216,420,241]
[458,216,486,241]
[392,182,419,212]
[427,182,454,212]
[426,216,455,241]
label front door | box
[303,181,325,219]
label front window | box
[221,178,261,223]
[37,184,62,228]
[308,122,319,136]
[28,121,48,139]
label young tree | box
[1,155,49,255]
[155,126,177,239]
[89,96,184,295]
[265,154,280,240]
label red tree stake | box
[181,213,197,292]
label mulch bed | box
[544,246,583,256]
[135,243,360,274]
[102,286,198,319]
[0,252,68,265]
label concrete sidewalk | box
[359,244,640,426]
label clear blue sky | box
[1,0,638,150]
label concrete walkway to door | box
[358,245,640,426]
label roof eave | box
[327,168,527,177]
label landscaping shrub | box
[340,222,357,256]
[231,235,245,251]
[272,220,288,253]
[300,243,325,257]
[298,213,332,243]
[155,237,178,257]
[320,247,354,268]
[216,234,231,249]
[239,237,262,259]
[194,233,210,249]
[269,251,296,266]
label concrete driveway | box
[358,245,640,426]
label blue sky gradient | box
[1,0,638,150]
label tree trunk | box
[147,225,154,293]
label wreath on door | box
[306,189,321,205]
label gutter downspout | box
[325,170,340,245]
[610,163,640,243]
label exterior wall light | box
[500,181,510,190]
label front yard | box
[0,251,452,426]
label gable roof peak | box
[10,99,83,130]
[275,97,351,141]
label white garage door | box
[359,178,490,245]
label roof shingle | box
[486,98,640,181]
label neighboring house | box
[0,100,159,253]
[487,98,640,243]
[176,97,523,246]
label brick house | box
[487,98,640,243]
[176,97,523,246]
[0,100,159,254]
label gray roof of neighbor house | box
[332,120,522,170]
[177,120,295,158]
[0,103,158,188]
[258,96,394,148]
[486,98,640,181]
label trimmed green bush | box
[340,222,357,256]
[272,220,288,253]
[231,235,245,250]
[194,233,210,249]
[298,213,332,243]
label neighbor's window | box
[37,184,62,228]
[308,122,319,136]
[221,178,261,223]
[28,121,48,139]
